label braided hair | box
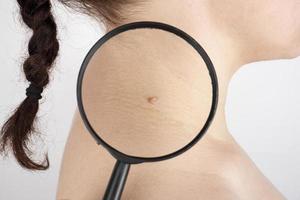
[0,0,59,170]
[0,0,138,171]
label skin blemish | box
[147,96,158,104]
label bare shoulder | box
[56,109,286,200]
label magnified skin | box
[79,29,214,157]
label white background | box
[0,1,299,200]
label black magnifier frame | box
[76,21,219,200]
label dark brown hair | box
[0,0,136,170]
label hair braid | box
[0,0,59,170]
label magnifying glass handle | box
[103,160,131,200]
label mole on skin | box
[147,96,158,104]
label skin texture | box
[56,0,300,199]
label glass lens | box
[81,28,212,157]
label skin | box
[56,0,300,199]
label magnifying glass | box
[76,21,218,200]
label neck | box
[106,0,250,142]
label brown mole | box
[147,96,158,104]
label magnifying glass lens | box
[81,28,212,158]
